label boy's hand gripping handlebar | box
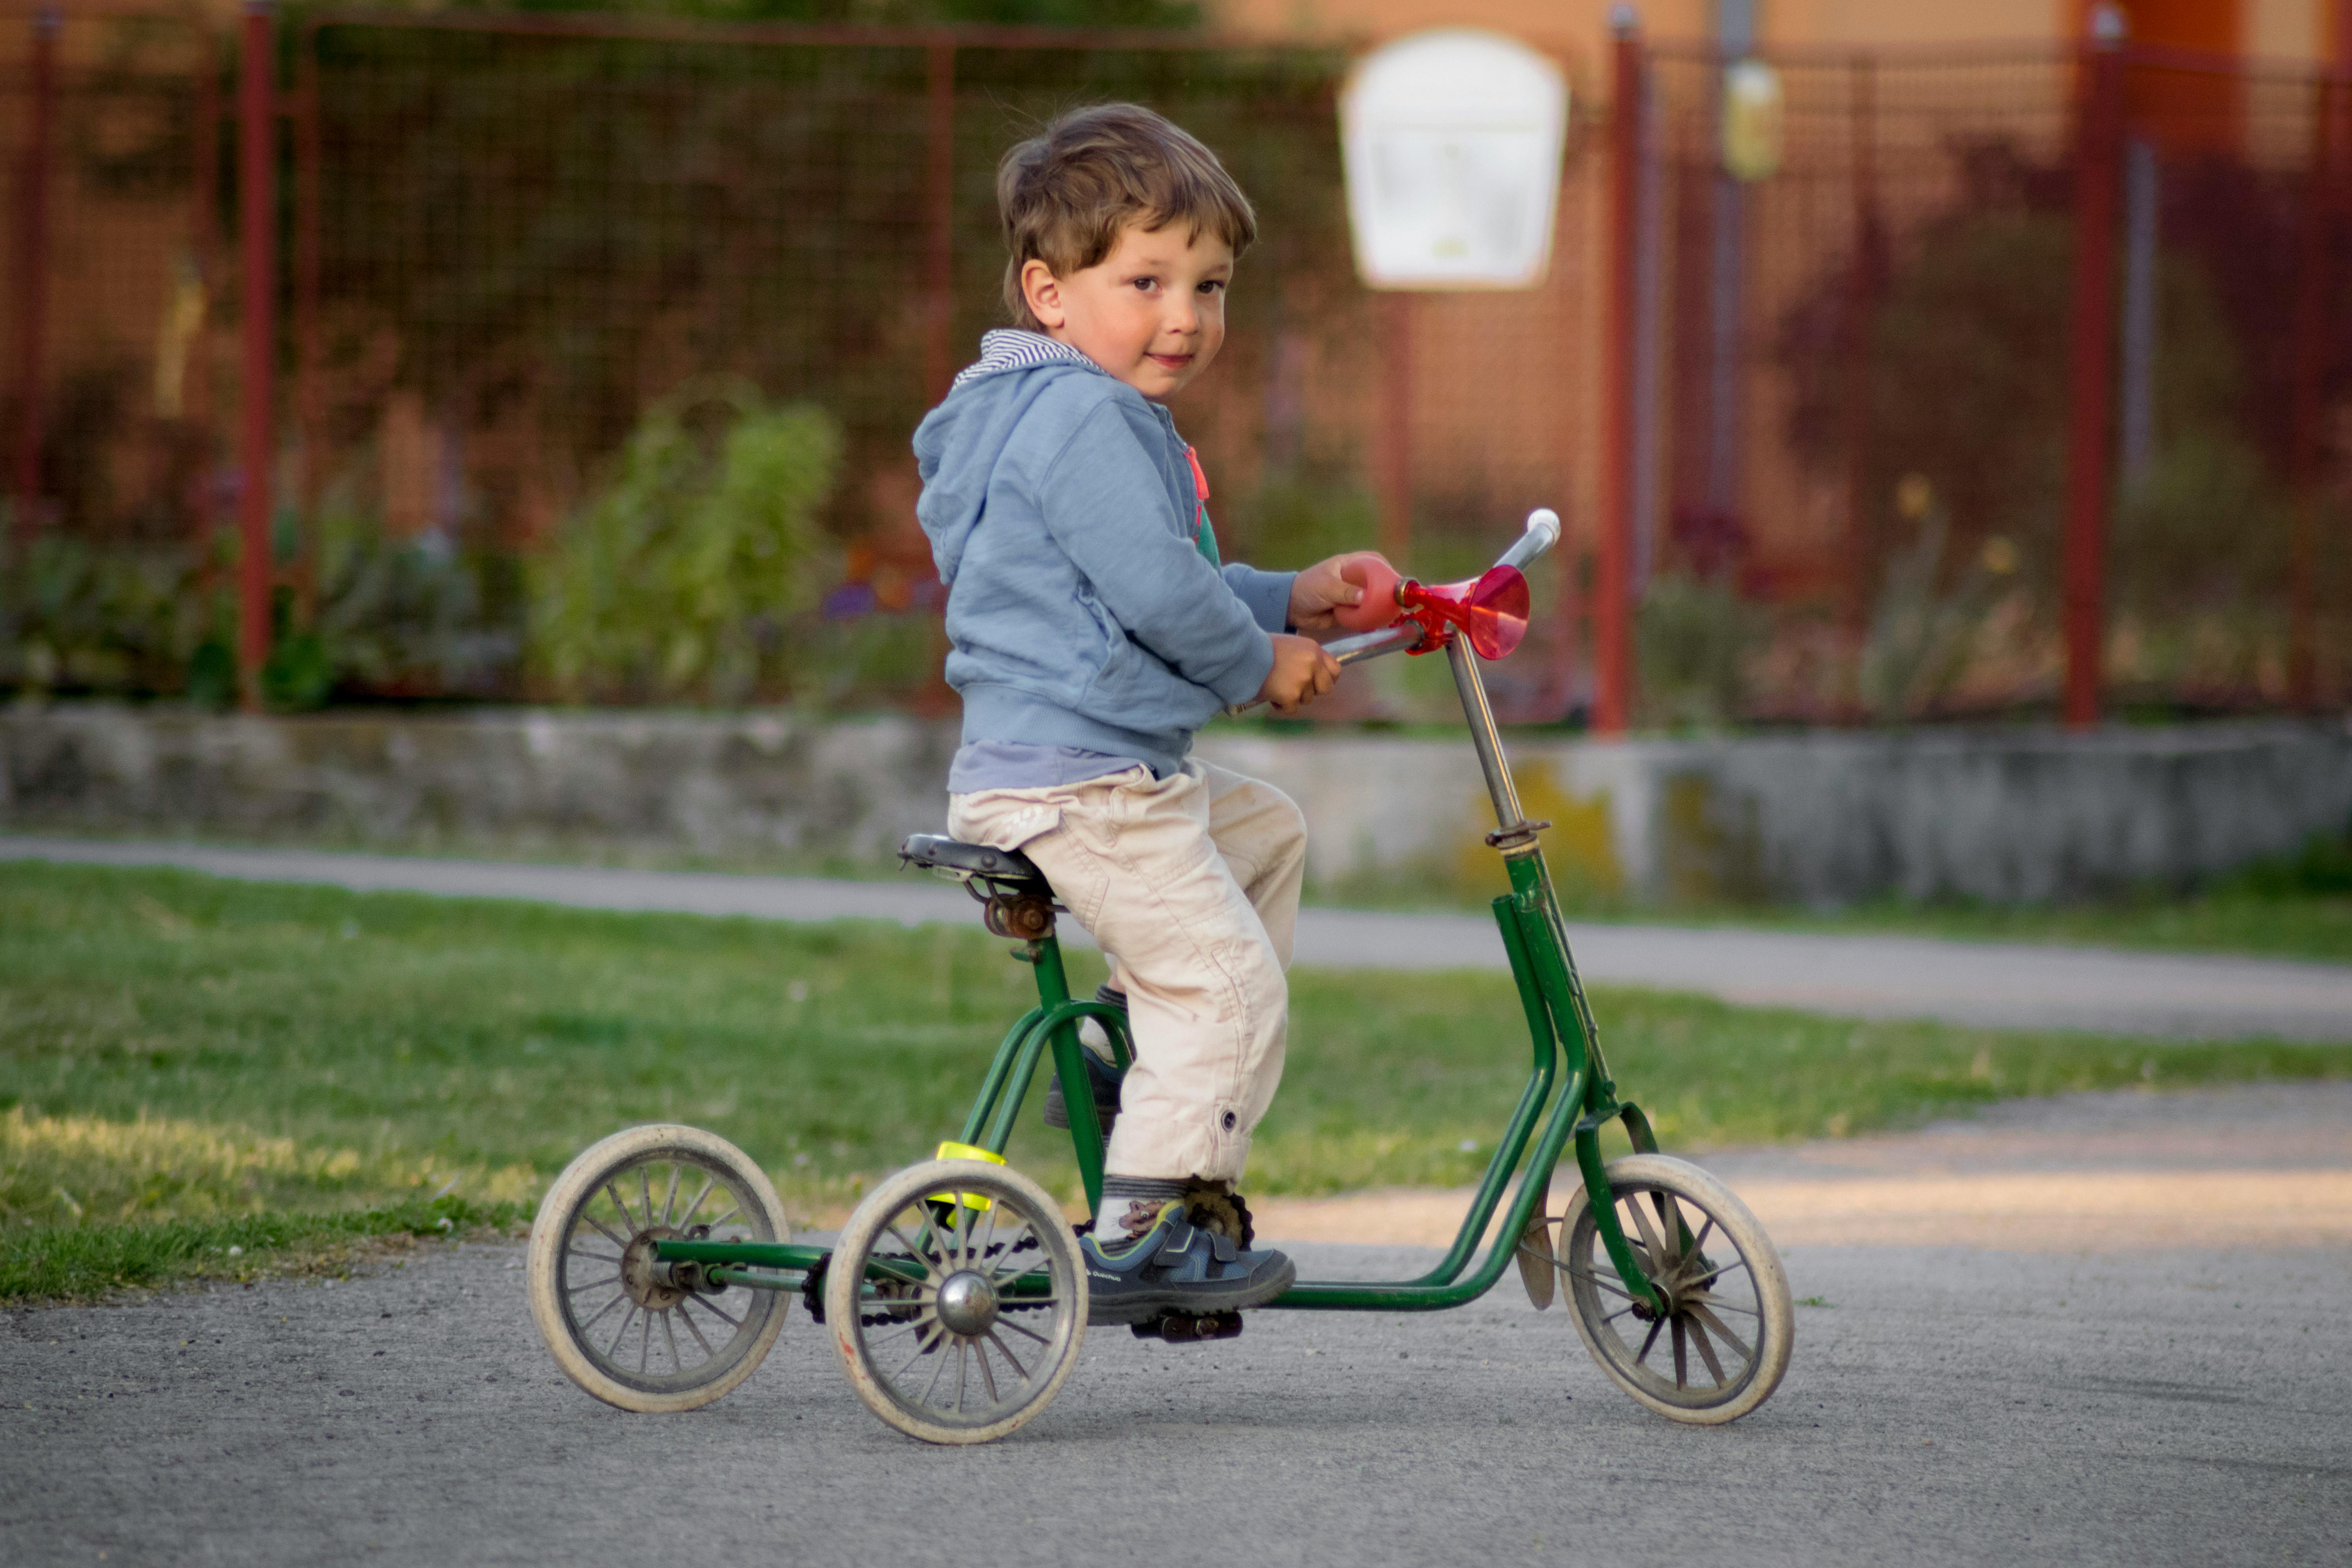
[1228,509,1560,714]
[1319,506,1561,669]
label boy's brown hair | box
[996,103,1257,330]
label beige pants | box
[947,759,1305,1183]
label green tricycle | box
[526,508,1793,1444]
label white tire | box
[826,1160,1086,1445]
[1559,1154,1793,1425]
[528,1123,789,1413]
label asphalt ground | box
[3,1087,2348,1568]
[7,836,2350,1042]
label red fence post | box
[1594,7,1642,737]
[238,0,278,709]
[922,40,956,406]
[1840,54,1884,682]
[9,5,59,540]
[2061,10,2127,731]
[294,28,322,624]
[1377,292,1414,562]
[2288,35,2350,710]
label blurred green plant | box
[0,530,219,698]
[528,382,842,703]
[1637,572,1766,729]
[1220,468,1380,568]
[1858,477,2020,722]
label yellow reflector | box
[929,1141,1007,1212]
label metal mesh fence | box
[1633,41,2351,722]
[0,7,2344,722]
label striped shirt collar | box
[950,328,1106,389]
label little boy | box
[913,103,1383,1323]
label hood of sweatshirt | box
[913,330,1111,586]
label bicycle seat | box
[898,833,1053,897]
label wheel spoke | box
[583,1213,631,1252]
[661,1308,682,1373]
[637,1305,653,1373]
[659,1164,682,1228]
[954,1339,970,1413]
[1681,1289,1759,1318]
[916,1323,954,1406]
[574,1292,626,1334]
[604,1181,637,1235]
[1622,1197,1669,1282]
[674,1173,717,1230]
[1688,1302,1755,1364]
[891,1317,946,1379]
[996,1316,1055,1346]
[675,1298,719,1359]
[1650,1191,1684,1269]
[566,1244,620,1264]
[973,1337,1002,1404]
[1676,1219,1718,1283]
[1671,1315,1689,1389]
[985,1330,1031,1381]
[564,1273,621,1292]
[987,1225,1040,1282]
[1563,1263,1640,1303]
[1635,1315,1665,1367]
[1684,1312,1727,1387]
[606,1302,640,1361]
[639,1169,655,1240]
[687,1290,742,1328]
[884,1222,944,1281]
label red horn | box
[1398,566,1530,661]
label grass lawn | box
[4,860,2344,1302]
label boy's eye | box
[1197,279,1227,295]
[1130,276,1159,293]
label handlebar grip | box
[1495,508,1561,573]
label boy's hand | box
[1288,551,1397,637]
[1257,633,1341,714]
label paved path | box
[4,1086,2347,1567]
[6,836,2350,1041]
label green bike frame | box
[658,629,1664,1314]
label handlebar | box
[1321,507,1560,669]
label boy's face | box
[1020,221,1233,402]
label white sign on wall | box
[1339,29,1570,290]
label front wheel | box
[1559,1154,1793,1425]
[527,1123,790,1413]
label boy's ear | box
[1020,259,1068,330]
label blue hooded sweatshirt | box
[913,331,1295,782]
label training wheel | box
[527,1123,790,1412]
[1556,1154,1793,1425]
[826,1158,1087,1445]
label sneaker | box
[1080,1202,1296,1325]
[1043,985,1127,1134]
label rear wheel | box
[1559,1154,1792,1425]
[527,1124,789,1413]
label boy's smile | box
[1019,222,1233,401]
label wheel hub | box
[620,1226,685,1310]
[935,1269,1000,1336]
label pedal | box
[1131,1309,1244,1343]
